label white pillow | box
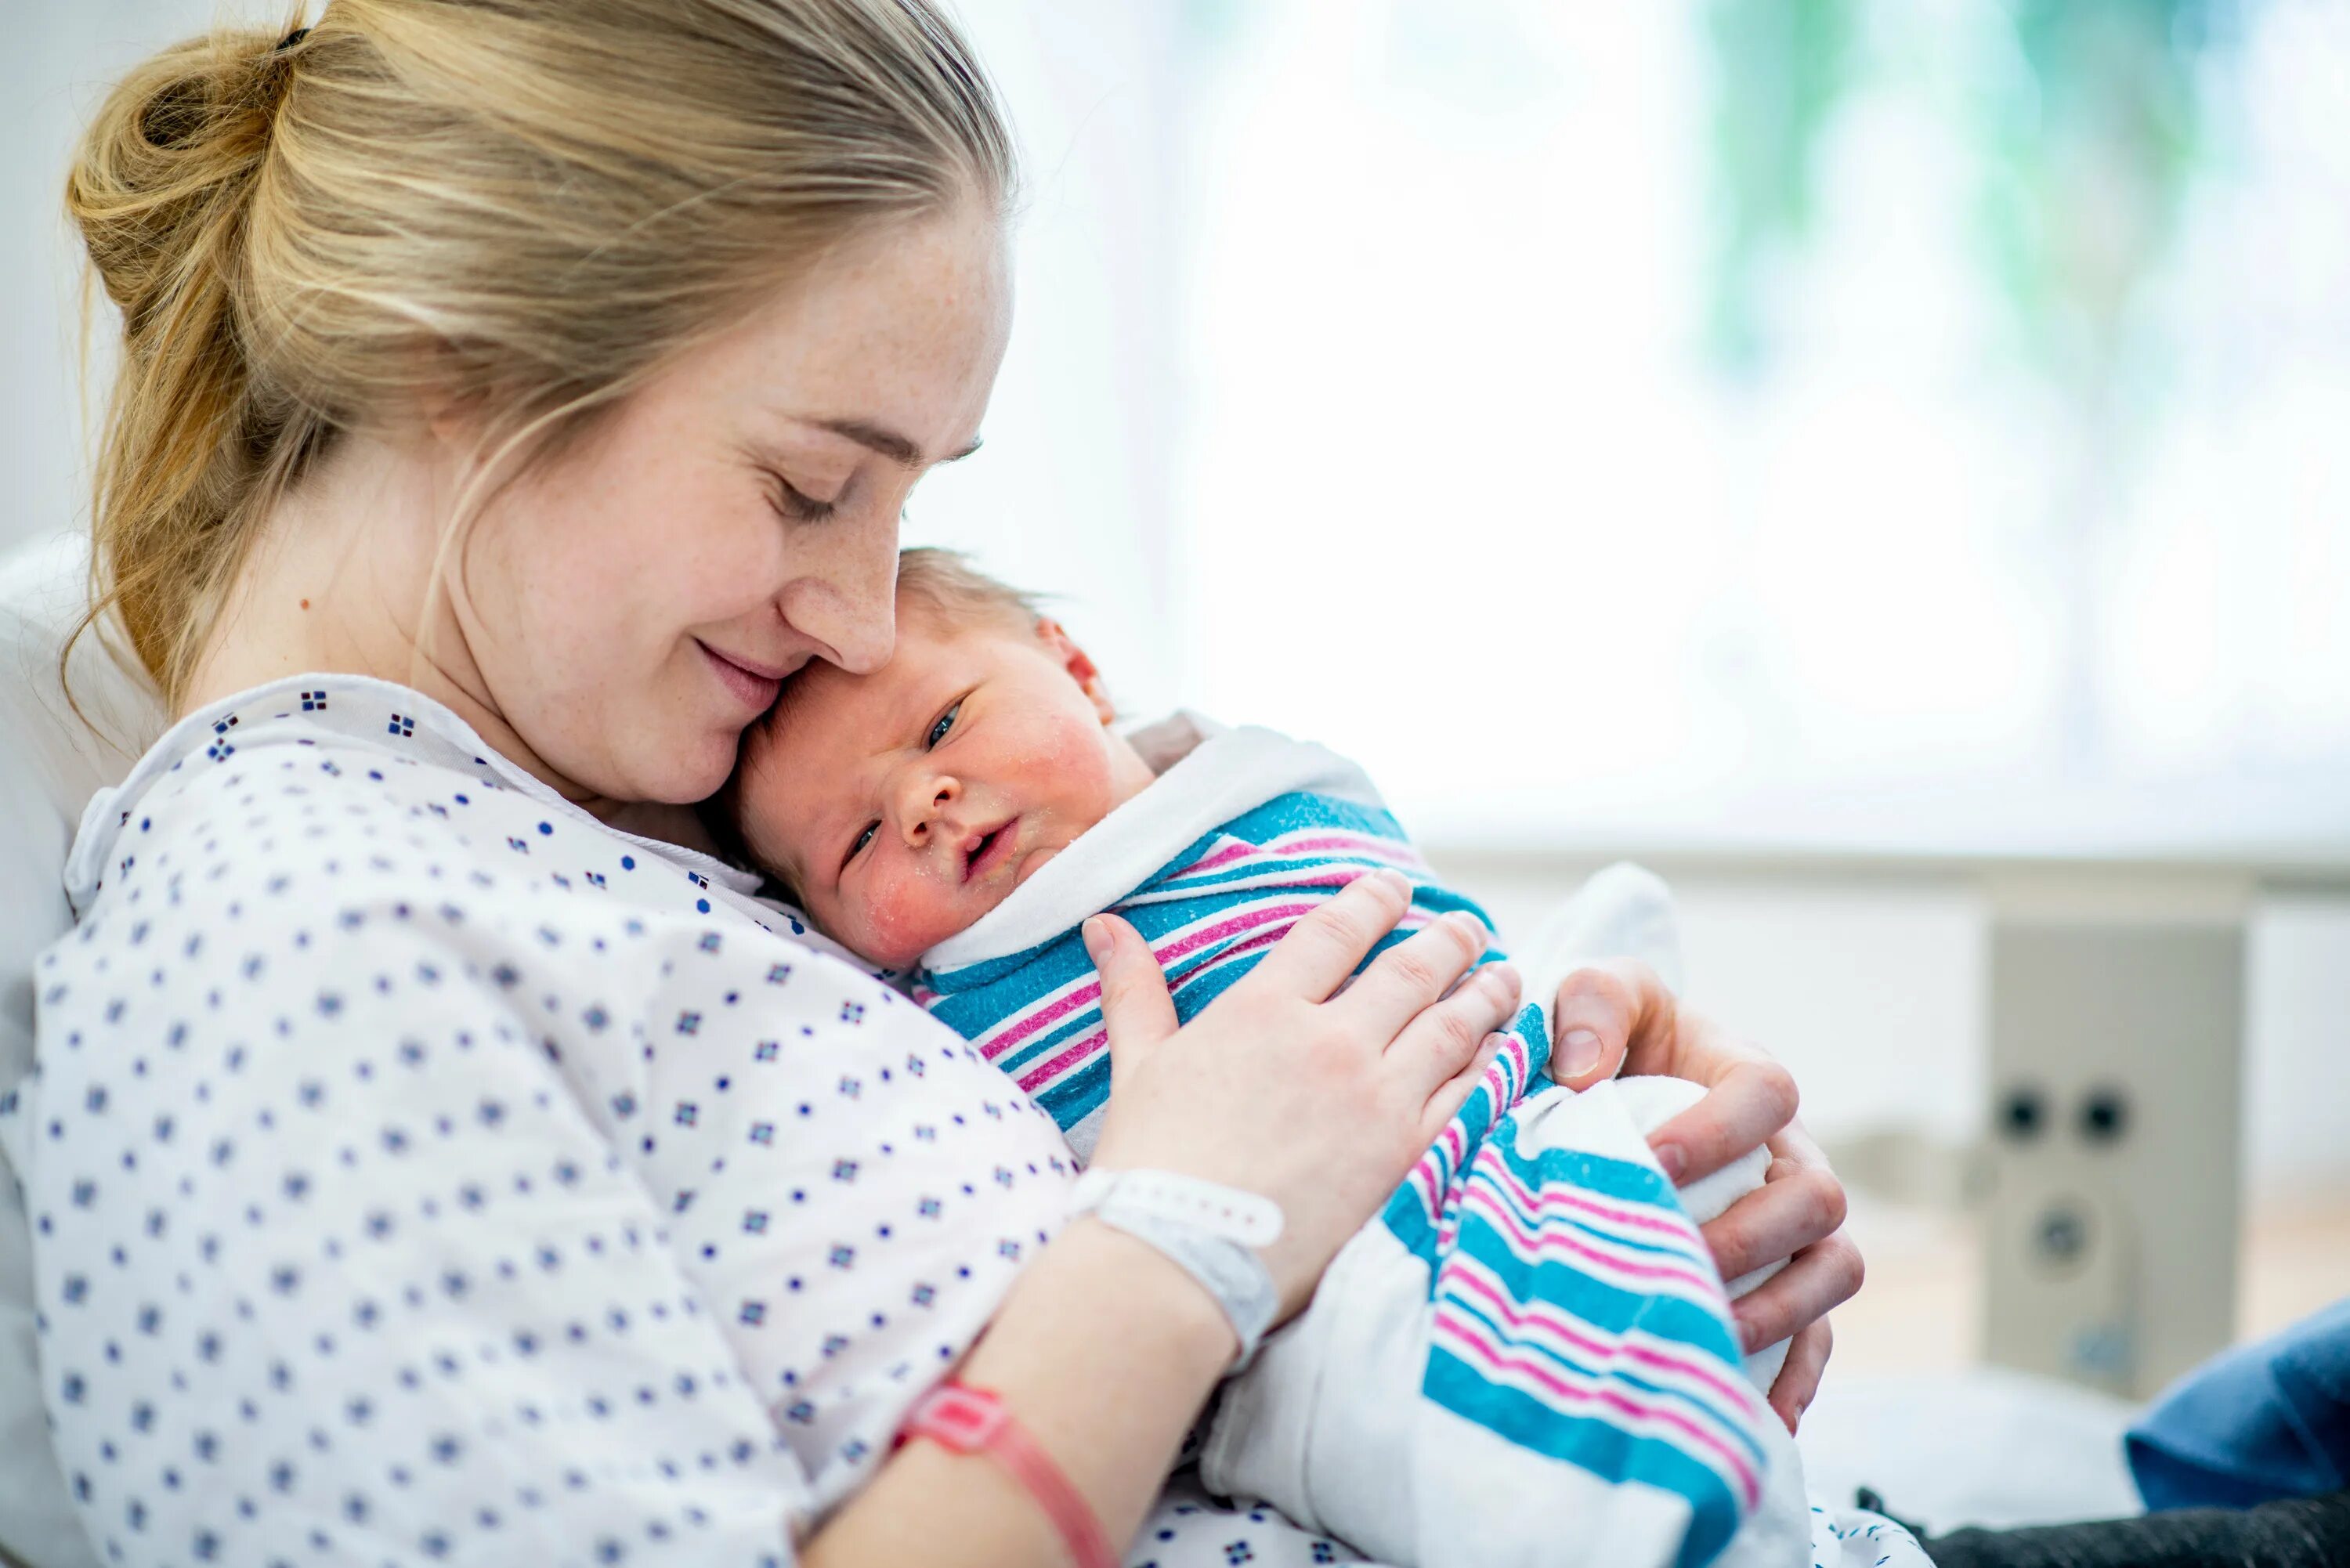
[0,530,162,1568]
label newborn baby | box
[722,551,1918,1568]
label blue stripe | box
[1448,1206,1742,1357]
[1438,1277,1769,1475]
[1490,1129,1684,1210]
[915,785,1762,1563]
[1423,1349,1742,1568]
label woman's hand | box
[1083,869,1523,1321]
[1550,960,1864,1433]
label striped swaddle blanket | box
[916,721,1784,1567]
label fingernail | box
[1655,1141,1687,1182]
[1080,916,1110,966]
[1560,1026,1603,1078]
[1734,1311,1756,1353]
[1446,909,1487,944]
[1375,867,1412,894]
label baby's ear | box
[1033,617,1115,724]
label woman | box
[6,4,1859,1564]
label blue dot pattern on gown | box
[0,674,1081,1568]
[0,671,1932,1568]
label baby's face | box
[735,607,1156,969]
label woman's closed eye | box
[765,468,841,524]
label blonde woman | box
[3,5,1858,1565]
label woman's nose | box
[777,522,898,674]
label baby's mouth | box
[959,821,1017,883]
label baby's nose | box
[898,774,960,844]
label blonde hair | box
[67,0,1014,708]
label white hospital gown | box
[0,674,1083,1566]
[1,674,1919,1568]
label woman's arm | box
[802,1220,1234,1566]
[1550,959,1863,1431]
[806,873,1524,1565]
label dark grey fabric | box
[1925,1486,2350,1567]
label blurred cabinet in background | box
[1983,880,2247,1400]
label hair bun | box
[68,28,294,334]
[69,0,1012,710]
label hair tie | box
[278,27,309,51]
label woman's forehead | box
[694,206,1010,446]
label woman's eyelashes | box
[765,468,842,524]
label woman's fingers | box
[1084,914,1180,1081]
[1391,962,1520,1100]
[1701,1156,1849,1283]
[1249,869,1414,1001]
[1766,1318,1835,1434]
[1336,905,1492,1037]
[1420,1030,1508,1136]
[1547,960,1664,1090]
[1729,1228,1864,1361]
[1643,1055,1799,1184]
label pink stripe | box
[1152,901,1319,967]
[989,881,1334,1059]
[975,976,1103,1061]
[1015,1024,1108,1093]
[1184,923,1287,969]
[1007,917,1318,1094]
[1482,1160,1709,1249]
[1448,1263,1761,1422]
[1263,833,1423,862]
[979,901,1313,1063]
[1173,840,1257,876]
[1460,1185,1719,1296]
[1434,1306,1762,1508]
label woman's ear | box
[1033,617,1115,724]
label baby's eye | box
[847,822,878,864]
[926,701,963,749]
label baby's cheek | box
[1029,714,1126,818]
[856,862,963,970]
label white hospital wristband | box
[1069,1169,1282,1371]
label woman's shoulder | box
[69,676,531,907]
[60,674,776,952]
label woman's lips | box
[697,640,783,711]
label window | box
[927,0,2350,855]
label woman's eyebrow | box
[809,416,982,468]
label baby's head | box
[728,549,1157,970]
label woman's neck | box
[180,430,669,829]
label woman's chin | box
[616,727,741,809]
